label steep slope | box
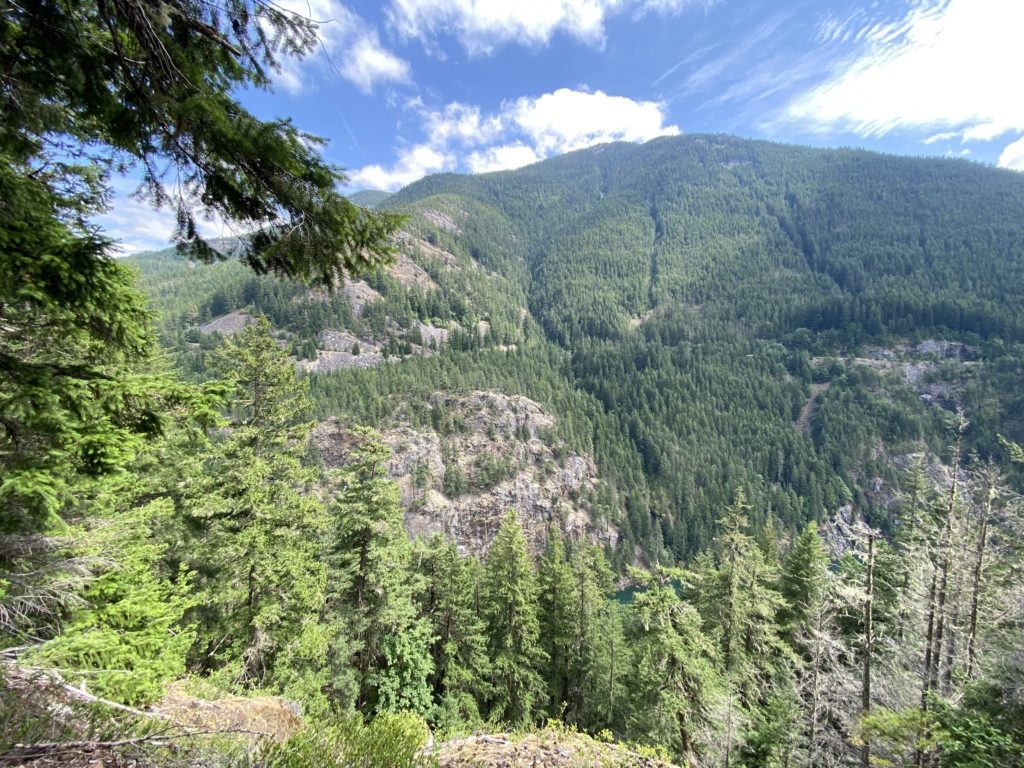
[313,392,619,559]
[382,135,1024,554]
[132,134,1024,561]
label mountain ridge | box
[132,133,1024,561]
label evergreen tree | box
[0,0,402,283]
[565,543,627,731]
[693,490,789,691]
[1,0,398,652]
[482,511,547,727]
[185,318,329,700]
[625,566,720,766]
[537,527,574,716]
[415,535,491,730]
[0,160,172,634]
[30,498,196,706]
[325,427,433,717]
[690,490,794,766]
[779,523,856,767]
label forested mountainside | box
[8,132,1024,767]
[136,134,1024,561]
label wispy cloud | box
[348,89,679,190]
[783,0,1024,164]
[274,1,411,94]
[679,11,791,95]
[922,130,958,145]
[386,0,705,56]
[652,44,719,88]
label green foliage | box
[538,529,575,714]
[184,319,328,697]
[855,706,944,766]
[482,511,548,727]
[625,566,720,763]
[414,535,491,732]
[691,490,789,684]
[325,427,433,717]
[0,0,402,284]
[0,160,159,537]
[253,712,434,768]
[30,499,195,705]
[22,129,1024,764]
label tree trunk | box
[966,474,994,679]
[861,530,874,768]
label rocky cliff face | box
[312,391,618,557]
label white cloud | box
[682,12,789,94]
[423,102,505,146]
[998,136,1024,171]
[386,0,698,55]
[273,1,411,93]
[466,143,543,173]
[339,33,412,93]
[961,122,1008,142]
[922,131,958,145]
[635,0,698,15]
[511,88,680,154]
[785,0,1024,143]
[349,144,455,190]
[349,89,678,191]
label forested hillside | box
[62,136,1019,766]
[136,135,1024,560]
[5,0,1024,763]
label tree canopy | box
[0,0,400,634]
[0,0,402,282]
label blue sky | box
[104,0,1024,251]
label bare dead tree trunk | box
[916,551,940,768]
[919,415,965,768]
[807,615,822,765]
[966,470,995,679]
[931,421,964,699]
[861,530,874,768]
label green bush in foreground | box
[254,711,434,768]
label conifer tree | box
[482,511,547,727]
[0,0,402,284]
[565,543,625,730]
[1,0,400,641]
[779,523,856,767]
[690,490,793,765]
[538,527,575,715]
[185,317,328,700]
[626,566,720,766]
[415,535,491,729]
[693,490,789,690]
[0,161,175,635]
[325,427,433,717]
[30,498,196,706]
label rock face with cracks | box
[312,391,619,557]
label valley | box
[10,131,1024,767]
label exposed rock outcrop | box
[312,391,618,557]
